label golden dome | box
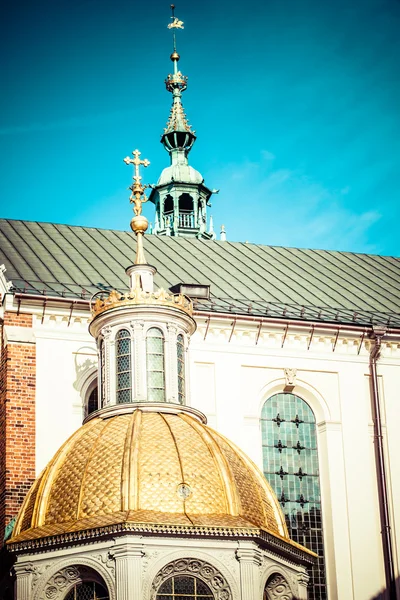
[11,406,293,546]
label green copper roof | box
[1,218,399,327]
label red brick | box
[0,316,35,540]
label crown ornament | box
[91,288,193,318]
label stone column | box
[100,325,112,406]
[131,321,145,400]
[296,570,310,600]
[112,541,145,600]
[166,323,178,403]
[13,562,35,600]
[236,542,262,600]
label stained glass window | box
[64,582,109,600]
[146,328,165,402]
[115,329,132,404]
[177,334,185,404]
[261,393,327,599]
[156,575,214,598]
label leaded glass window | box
[146,328,166,402]
[261,393,326,599]
[115,329,132,404]
[64,582,109,600]
[87,386,98,415]
[177,334,185,404]
[156,575,214,598]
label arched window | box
[178,193,194,228]
[261,393,326,600]
[156,575,213,599]
[164,194,174,228]
[87,386,99,415]
[65,582,109,600]
[115,329,132,404]
[146,328,165,402]
[153,559,230,600]
[164,194,173,213]
[177,334,185,404]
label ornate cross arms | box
[123,149,151,217]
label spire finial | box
[123,149,151,264]
[168,4,184,61]
[163,7,196,153]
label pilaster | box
[297,570,310,600]
[13,562,35,600]
[111,541,145,600]
[100,326,112,406]
[236,542,262,600]
[131,321,146,400]
[167,323,178,403]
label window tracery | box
[261,392,326,599]
[87,386,99,415]
[64,582,109,600]
[157,575,214,598]
[151,558,231,600]
[115,329,132,404]
[146,328,166,401]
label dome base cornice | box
[83,402,207,425]
[8,519,316,566]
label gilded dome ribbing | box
[11,407,290,544]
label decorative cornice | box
[9,522,315,566]
[91,288,193,318]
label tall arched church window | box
[65,581,109,600]
[261,393,327,600]
[146,328,165,402]
[156,575,213,599]
[177,334,185,404]
[115,329,132,404]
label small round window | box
[157,575,214,598]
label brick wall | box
[0,312,36,542]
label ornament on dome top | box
[123,148,151,264]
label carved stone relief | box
[150,558,232,600]
[283,368,297,392]
[264,573,293,600]
[42,565,104,600]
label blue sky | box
[1,0,399,255]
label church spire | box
[149,6,217,239]
[162,5,196,153]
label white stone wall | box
[13,535,308,600]
[11,297,400,600]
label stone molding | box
[32,554,116,600]
[260,563,300,600]
[264,573,293,600]
[150,558,232,600]
[144,548,238,600]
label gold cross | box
[123,149,150,186]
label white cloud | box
[261,150,276,161]
[206,159,381,253]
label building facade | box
[1,9,400,600]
